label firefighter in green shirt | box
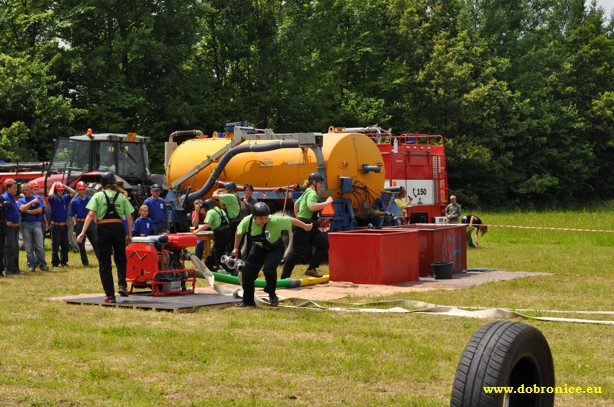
[281,172,332,279]
[192,199,233,274]
[213,182,242,232]
[77,172,134,303]
[232,202,312,307]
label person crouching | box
[232,202,313,307]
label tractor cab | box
[41,130,152,194]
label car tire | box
[451,320,555,407]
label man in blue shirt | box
[143,184,167,234]
[2,179,22,275]
[0,184,12,276]
[18,181,49,272]
[70,181,98,266]
[48,182,76,268]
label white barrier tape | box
[481,224,613,233]
[278,299,614,325]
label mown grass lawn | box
[0,208,612,406]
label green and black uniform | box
[86,189,134,298]
[203,207,233,273]
[236,215,292,306]
[281,188,329,278]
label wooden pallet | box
[62,291,240,312]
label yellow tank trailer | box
[165,128,386,207]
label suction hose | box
[186,140,300,203]
[197,270,329,288]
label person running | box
[77,172,134,303]
[48,182,76,268]
[70,181,99,266]
[281,172,332,279]
[232,202,313,307]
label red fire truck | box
[0,162,46,192]
[331,127,448,223]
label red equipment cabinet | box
[328,229,420,284]
[125,234,198,296]
[384,224,467,276]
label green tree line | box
[1,0,612,208]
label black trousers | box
[281,225,329,278]
[4,226,20,274]
[241,241,284,305]
[205,227,233,272]
[50,224,69,266]
[0,224,6,273]
[97,222,127,297]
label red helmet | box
[76,181,87,190]
[3,178,16,187]
[28,180,39,188]
[53,182,65,191]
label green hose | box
[197,270,328,288]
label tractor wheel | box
[450,320,555,407]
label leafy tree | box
[0,0,76,160]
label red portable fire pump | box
[126,233,198,296]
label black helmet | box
[100,172,116,186]
[202,199,215,210]
[224,181,237,192]
[308,172,324,183]
[252,202,270,217]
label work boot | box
[305,268,323,278]
[269,294,279,307]
[235,302,256,308]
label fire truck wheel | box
[450,320,555,407]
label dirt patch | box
[268,271,549,301]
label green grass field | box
[0,208,612,406]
